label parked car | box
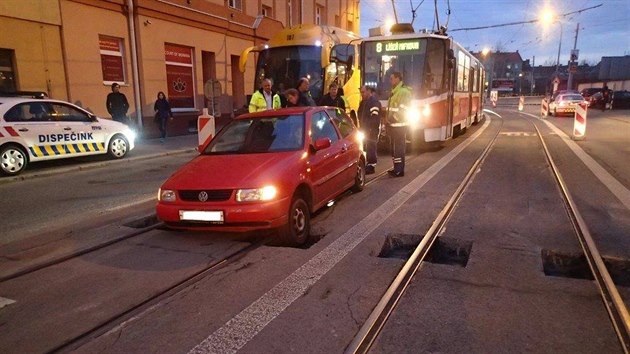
[588,91,605,109]
[156,106,366,246]
[0,94,136,176]
[580,88,601,100]
[548,93,588,116]
[612,90,630,109]
[551,90,580,102]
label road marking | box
[521,111,630,211]
[103,196,156,213]
[499,132,537,136]
[188,117,494,354]
[0,296,16,309]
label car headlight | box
[236,186,277,202]
[159,188,177,202]
[559,101,567,107]
[356,130,365,144]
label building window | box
[164,43,195,110]
[0,49,17,93]
[228,0,242,11]
[262,5,272,18]
[287,0,292,27]
[99,35,126,84]
[315,6,322,25]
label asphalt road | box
[0,104,628,353]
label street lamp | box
[539,7,563,77]
[481,48,494,97]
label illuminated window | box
[164,43,195,110]
[315,6,322,25]
[99,35,126,84]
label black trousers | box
[364,128,378,166]
[389,125,406,174]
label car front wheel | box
[351,159,365,192]
[0,145,28,176]
[108,134,129,159]
[278,195,310,246]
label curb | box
[0,147,197,185]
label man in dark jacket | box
[296,77,316,106]
[319,82,346,110]
[106,82,130,124]
[358,85,381,174]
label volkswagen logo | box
[198,191,209,202]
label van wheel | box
[1,145,28,176]
[108,134,129,159]
[278,195,310,246]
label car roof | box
[234,106,322,120]
[0,97,75,105]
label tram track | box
[345,109,630,353]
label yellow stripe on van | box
[44,145,55,156]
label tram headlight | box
[406,106,421,128]
[422,105,431,118]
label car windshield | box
[562,94,584,101]
[204,114,305,154]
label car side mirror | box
[313,138,332,151]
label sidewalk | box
[0,134,200,185]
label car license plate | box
[179,210,224,222]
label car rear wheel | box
[278,195,310,246]
[108,134,129,159]
[1,145,28,176]
[351,158,365,193]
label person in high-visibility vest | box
[249,78,281,113]
[386,71,412,177]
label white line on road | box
[188,117,494,354]
[0,296,16,309]
[521,112,630,211]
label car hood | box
[163,151,303,190]
[96,117,129,130]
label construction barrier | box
[490,90,498,108]
[197,108,215,151]
[518,96,524,111]
[541,98,549,117]
[572,102,587,140]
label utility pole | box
[391,0,399,23]
[531,56,535,95]
[567,23,580,90]
[555,23,563,76]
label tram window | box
[425,39,445,91]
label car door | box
[326,108,360,182]
[2,101,64,160]
[307,110,348,206]
[49,102,107,155]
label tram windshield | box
[362,38,446,99]
[255,46,324,102]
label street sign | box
[570,64,578,73]
[571,49,579,62]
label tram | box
[239,24,362,115]
[341,24,485,148]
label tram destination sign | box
[375,40,422,53]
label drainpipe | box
[300,0,304,23]
[126,0,143,128]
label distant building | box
[473,50,525,96]
[0,0,360,136]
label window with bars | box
[228,0,242,11]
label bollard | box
[197,108,215,151]
[572,102,587,140]
[518,96,524,111]
[491,90,498,108]
[541,98,549,118]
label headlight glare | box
[160,189,176,202]
[356,130,365,143]
[236,186,277,202]
[406,107,421,126]
[422,105,431,117]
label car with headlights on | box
[548,93,588,117]
[156,106,365,246]
[0,93,136,175]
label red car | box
[156,107,366,246]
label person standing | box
[601,83,610,112]
[358,85,381,174]
[319,82,346,110]
[154,91,173,143]
[249,78,281,112]
[386,72,412,177]
[106,82,130,124]
[296,77,316,106]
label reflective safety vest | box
[249,89,281,112]
[387,82,412,126]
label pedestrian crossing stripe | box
[29,142,105,157]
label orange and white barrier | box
[541,98,549,117]
[518,96,524,111]
[572,102,587,140]
[490,90,498,108]
[197,108,215,151]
